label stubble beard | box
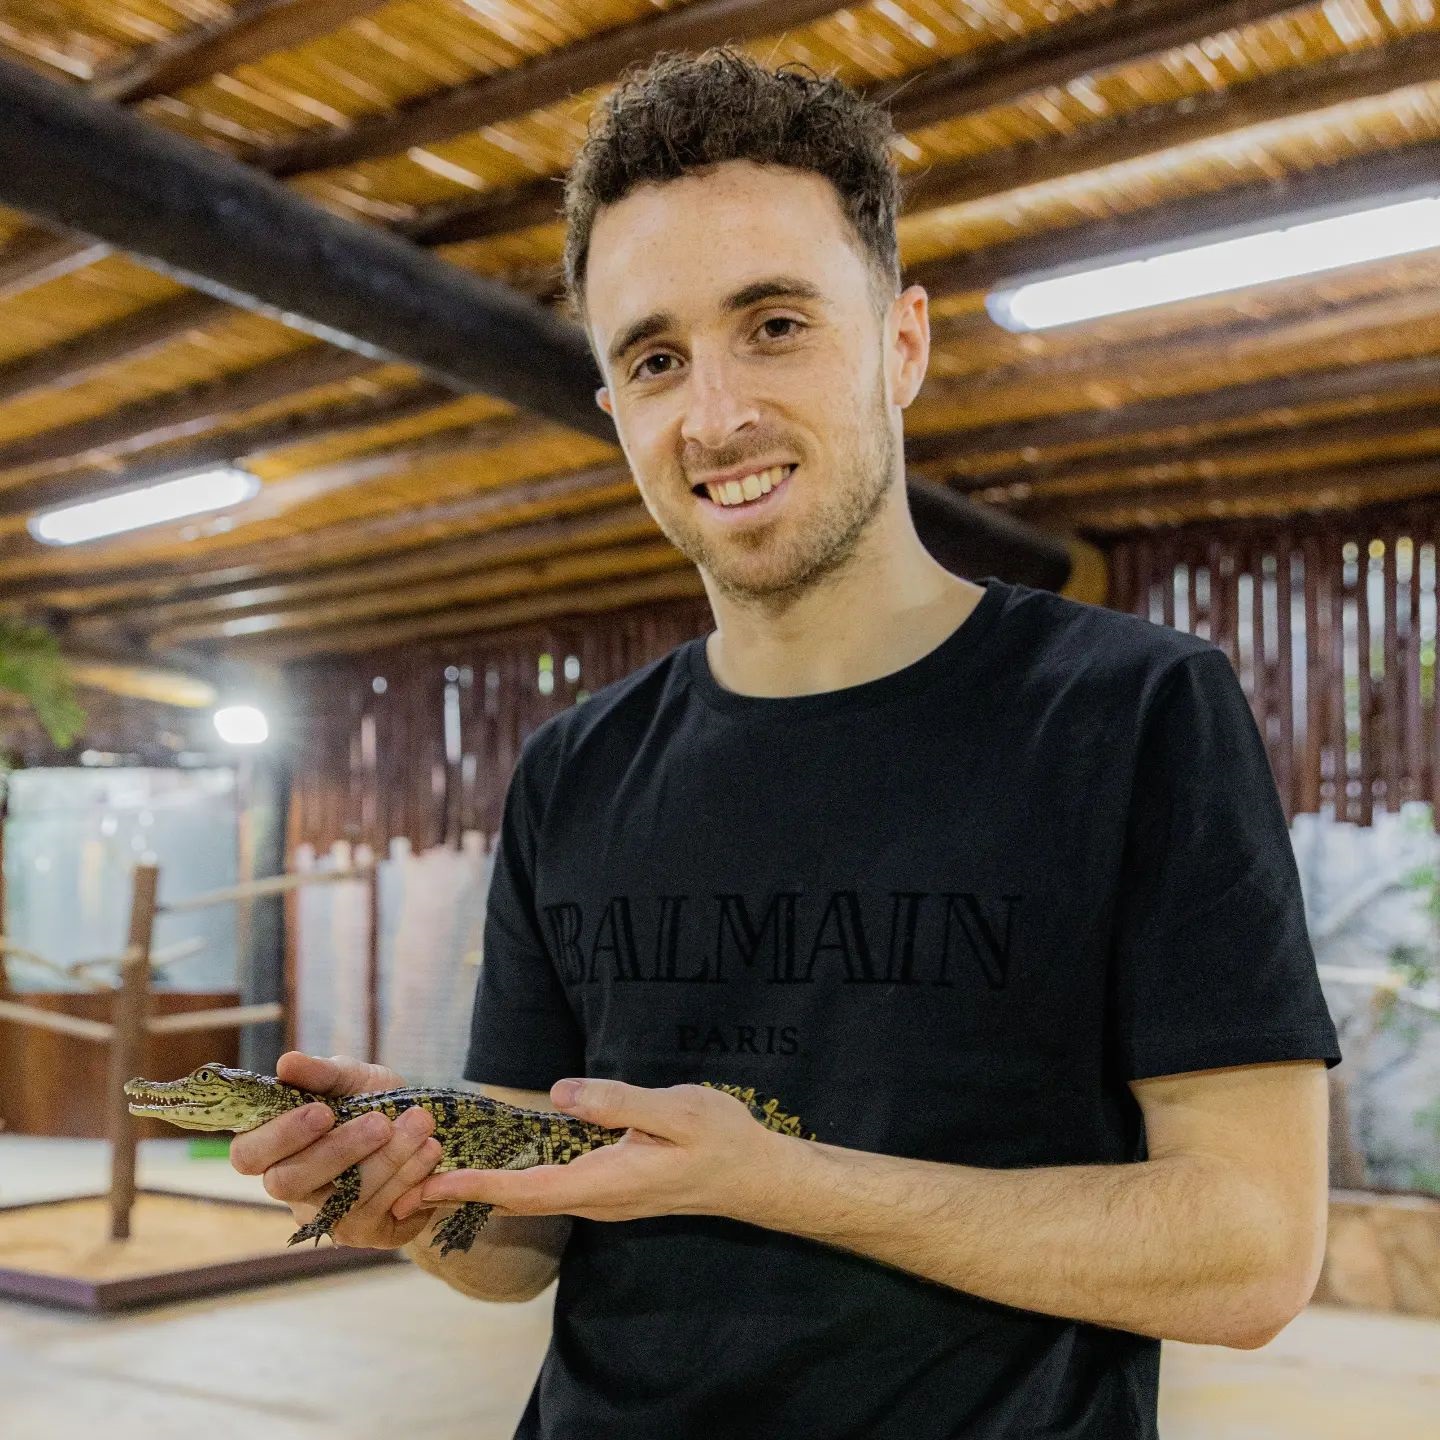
[651,359,898,611]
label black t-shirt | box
[466,574,1342,1440]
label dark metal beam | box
[0,53,612,442]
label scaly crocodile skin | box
[125,1064,815,1256]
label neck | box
[701,480,985,698]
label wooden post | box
[365,857,380,1064]
[107,862,159,1241]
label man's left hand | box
[390,1079,790,1225]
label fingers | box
[253,1109,394,1203]
[230,1100,335,1177]
[349,1110,445,1232]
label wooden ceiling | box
[0,0,1437,666]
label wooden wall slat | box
[285,507,1440,850]
[1095,504,1440,833]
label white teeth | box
[703,465,791,508]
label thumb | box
[278,1051,404,1097]
[551,1077,695,1140]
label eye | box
[632,351,675,381]
[195,1067,214,1081]
[758,316,804,340]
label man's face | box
[585,160,927,606]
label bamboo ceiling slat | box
[241,390,513,477]
[0,361,423,492]
[899,74,1440,263]
[897,0,1435,168]
[911,307,1440,434]
[0,255,184,367]
[79,498,655,627]
[927,384,1440,476]
[957,400,1440,494]
[142,0,667,154]
[0,0,205,81]
[0,309,316,446]
[980,427,1440,509]
[1061,460,1440,529]
[154,534,685,643]
[979,420,1440,498]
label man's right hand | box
[229,1050,448,1251]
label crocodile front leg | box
[429,1201,495,1257]
[287,1162,361,1247]
[428,1137,546,1257]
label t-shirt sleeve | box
[1109,645,1342,1082]
[463,729,585,1090]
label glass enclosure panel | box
[2,767,239,992]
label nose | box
[680,349,760,452]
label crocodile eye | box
[195,1067,215,1082]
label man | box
[236,48,1342,1439]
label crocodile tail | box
[701,1081,816,1141]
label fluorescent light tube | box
[987,194,1440,332]
[28,465,261,545]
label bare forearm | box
[404,1208,570,1301]
[735,1136,1290,1349]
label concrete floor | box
[2,1137,1438,1440]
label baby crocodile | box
[125,1063,815,1257]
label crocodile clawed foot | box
[287,1220,333,1248]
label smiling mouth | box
[692,464,796,509]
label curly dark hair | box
[561,47,903,345]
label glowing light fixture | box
[214,705,269,745]
[987,193,1440,332]
[29,466,261,545]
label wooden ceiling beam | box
[956,403,1440,497]
[899,27,1440,225]
[0,227,108,303]
[0,293,226,409]
[1051,456,1440,531]
[0,380,456,520]
[909,136,1440,300]
[239,563,711,662]
[260,0,862,177]
[908,352,1440,463]
[0,55,609,442]
[404,0,1311,247]
[157,536,691,645]
[75,500,658,633]
[0,2,392,301]
[91,0,393,104]
[0,0,1353,446]
[3,412,555,565]
[0,345,378,477]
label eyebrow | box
[605,275,828,371]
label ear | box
[596,386,613,417]
[889,284,930,410]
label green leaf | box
[0,619,87,749]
